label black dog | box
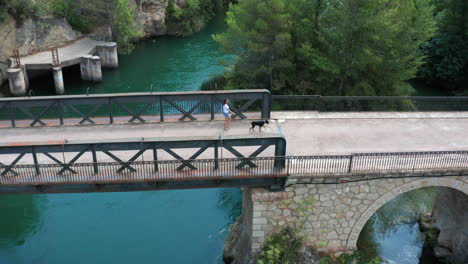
[249,120,269,132]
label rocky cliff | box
[431,187,468,263]
[0,0,209,88]
[133,0,187,37]
[0,17,81,88]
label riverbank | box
[0,0,228,95]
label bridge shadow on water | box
[0,194,44,248]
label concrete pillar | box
[22,66,30,89]
[96,42,118,68]
[7,68,27,96]
[90,56,102,82]
[53,67,65,95]
[80,55,93,81]
[80,55,102,82]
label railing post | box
[348,154,354,173]
[108,97,114,124]
[210,95,215,120]
[58,100,64,125]
[274,138,286,169]
[262,91,272,119]
[92,145,98,174]
[153,145,158,172]
[32,147,40,175]
[9,102,16,127]
[214,141,219,169]
[159,96,164,122]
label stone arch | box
[346,177,468,249]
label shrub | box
[112,0,142,54]
[50,0,93,33]
[256,226,304,264]
[0,0,38,23]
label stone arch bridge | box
[238,175,468,256]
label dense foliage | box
[256,226,304,264]
[112,0,142,54]
[166,0,215,36]
[49,0,95,33]
[419,0,468,95]
[0,0,37,23]
[0,0,141,54]
[214,0,437,96]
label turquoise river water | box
[1,12,441,264]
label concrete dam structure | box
[7,38,118,96]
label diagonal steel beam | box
[223,145,257,168]
[64,104,96,125]
[214,96,247,119]
[179,101,203,121]
[0,153,25,176]
[115,102,146,123]
[235,144,270,169]
[232,99,256,119]
[176,146,209,170]
[58,146,91,174]
[128,103,155,123]
[43,152,77,174]
[116,149,147,173]
[102,151,137,172]
[164,99,197,121]
[78,104,102,125]
[17,106,46,126]
[30,102,57,126]
[162,149,197,170]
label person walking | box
[223,99,231,130]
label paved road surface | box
[1,112,467,157]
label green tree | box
[215,0,436,96]
[256,226,304,264]
[324,0,436,96]
[213,0,293,93]
[419,0,468,94]
[112,0,142,54]
[0,0,37,23]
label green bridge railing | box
[1,90,468,128]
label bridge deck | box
[1,112,468,193]
[2,112,467,156]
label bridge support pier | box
[96,42,118,68]
[226,175,468,262]
[80,55,102,82]
[53,67,65,95]
[7,67,27,96]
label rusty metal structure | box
[12,49,21,68]
[51,48,60,67]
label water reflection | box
[357,187,439,263]
[0,194,44,248]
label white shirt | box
[223,104,230,114]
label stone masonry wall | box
[246,175,468,255]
